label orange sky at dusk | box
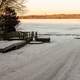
[23,0,80,15]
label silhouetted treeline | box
[18,14,80,19]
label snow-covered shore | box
[1,19,80,80]
[0,35,80,80]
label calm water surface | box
[17,19,80,35]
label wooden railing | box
[0,31,34,41]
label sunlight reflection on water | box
[20,19,80,24]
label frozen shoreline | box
[0,35,80,80]
[1,19,80,80]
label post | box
[35,32,38,39]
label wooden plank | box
[0,37,32,53]
[0,31,33,40]
[29,41,43,44]
[35,32,50,43]
[74,37,80,39]
[35,37,50,42]
[0,40,27,53]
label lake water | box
[17,19,80,36]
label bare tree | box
[0,0,26,14]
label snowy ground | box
[0,35,80,80]
[0,19,80,80]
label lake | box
[17,19,80,35]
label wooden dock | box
[0,31,33,53]
[0,31,33,40]
[0,31,51,53]
[35,32,50,42]
[0,39,31,53]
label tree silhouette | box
[0,0,26,40]
[0,0,25,14]
[0,6,20,32]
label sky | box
[24,0,80,15]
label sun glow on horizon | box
[24,0,80,15]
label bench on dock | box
[35,38,50,42]
[35,32,50,43]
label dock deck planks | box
[0,40,27,53]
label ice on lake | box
[16,19,80,36]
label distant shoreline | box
[18,14,80,19]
